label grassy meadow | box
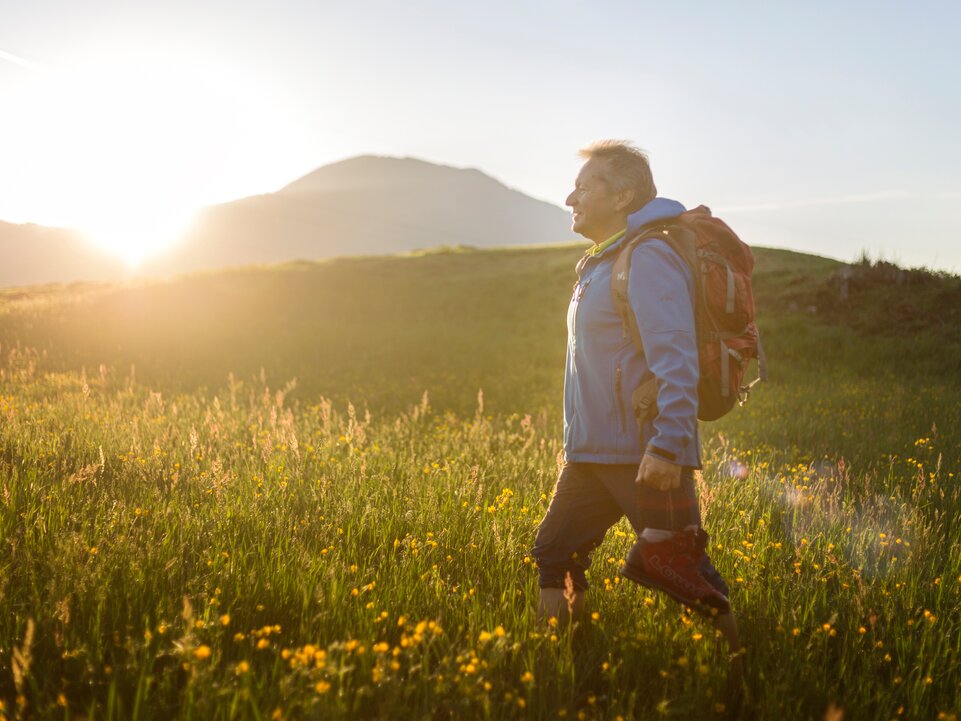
[1,245,960,720]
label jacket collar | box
[576,197,687,273]
[585,229,626,258]
[626,197,686,235]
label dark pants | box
[532,462,728,593]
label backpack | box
[610,205,767,423]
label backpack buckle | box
[737,376,763,406]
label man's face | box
[565,157,627,243]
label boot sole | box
[622,563,731,616]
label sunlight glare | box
[2,43,293,265]
[79,208,197,267]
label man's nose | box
[565,191,576,207]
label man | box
[532,140,742,667]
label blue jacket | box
[563,197,701,468]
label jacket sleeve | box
[628,239,698,462]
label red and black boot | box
[622,527,730,615]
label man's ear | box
[615,188,634,213]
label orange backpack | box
[611,205,767,423]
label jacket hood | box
[626,197,686,234]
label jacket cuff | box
[645,444,678,462]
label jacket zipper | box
[567,264,590,450]
[615,365,626,433]
[571,277,591,340]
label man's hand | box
[636,453,682,492]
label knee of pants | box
[532,531,590,591]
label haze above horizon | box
[1,0,959,271]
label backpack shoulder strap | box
[612,228,693,426]
[645,224,699,276]
[611,224,698,355]
[610,235,646,355]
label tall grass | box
[1,246,960,719]
[1,344,959,720]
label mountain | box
[146,155,573,274]
[0,156,574,288]
[0,221,127,288]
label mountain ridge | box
[0,220,128,288]
[278,155,499,193]
[1,155,574,287]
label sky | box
[1,0,960,270]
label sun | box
[79,210,197,267]
[3,43,290,267]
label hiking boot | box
[622,528,730,615]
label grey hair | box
[578,140,657,213]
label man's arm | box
[629,239,698,488]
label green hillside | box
[1,244,958,467]
[2,246,960,720]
